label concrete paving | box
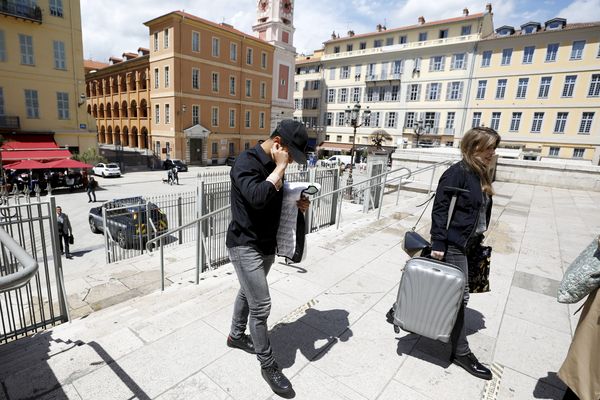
[1,179,599,400]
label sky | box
[80,0,600,62]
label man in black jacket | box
[226,120,309,396]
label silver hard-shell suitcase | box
[393,256,465,343]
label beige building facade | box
[144,11,274,165]
[0,0,96,152]
[294,6,600,164]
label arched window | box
[131,126,139,148]
[130,100,138,117]
[120,75,127,92]
[140,99,148,117]
[141,127,149,149]
[122,126,129,146]
[87,104,92,115]
[99,125,106,143]
[93,104,98,118]
[121,101,128,118]
[106,103,112,118]
[99,103,105,118]
[113,101,120,118]
[107,126,113,144]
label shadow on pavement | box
[534,372,567,399]
[270,308,353,370]
[393,307,486,368]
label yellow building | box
[144,11,274,165]
[468,19,600,163]
[0,0,96,153]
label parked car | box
[88,196,169,249]
[225,156,236,166]
[93,163,121,177]
[163,159,188,172]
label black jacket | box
[226,144,283,255]
[430,161,492,252]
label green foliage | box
[72,147,106,165]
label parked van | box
[325,155,352,167]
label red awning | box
[1,149,72,161]
[43,158,93,169]
[3,159,48,170]
[1,141,59,150]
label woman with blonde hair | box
[430,126,501,380]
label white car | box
[93,163,121,177]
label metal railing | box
[146,160,453,290]
[0,0,42,22]
[0,228,38,292]
[0,115,20,130]
[0,193,69,343]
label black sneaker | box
[226,334,255,354]
[452,352,493,380]
[261,364,293,396]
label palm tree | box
[369,129,393,150]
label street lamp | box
[413,119,423,148]
[344,102,371,197]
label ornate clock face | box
[259,0,269,12]
[280,0,292,15]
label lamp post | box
[413,119,423,148]
[344,102,371,198]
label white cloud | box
[558,0,600,21]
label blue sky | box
[81,0,600,61]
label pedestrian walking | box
[429,126,500,380]
[55,206,73,259]
[87,176,97,202]
[171,166,179,185]
[226,119,309,397]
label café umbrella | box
[3,159,47,170]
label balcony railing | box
[365,73,401,83]
[0,1,43,23]
[0,115,21,130]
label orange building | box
[85,49,151,164]
[144,11,275,165]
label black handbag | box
[466,238,492,293]
[402,194,434,257]
[68,234,74,245]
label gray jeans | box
[228,246,276,368]
[445,244,471,357]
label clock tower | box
[253,0,296,131]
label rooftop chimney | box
[485,3,492,13]
[122,52,138,60]
[463,8,469,16]
[109,56,123,65]
[376,24,382,32]
[138,47,150,55]
[348,30,355,37]
[331,31,337,40]
[418,16,425,25]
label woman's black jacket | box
[430,160,492,252]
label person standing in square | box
[56,206,72,258]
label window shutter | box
[446,82,452,100]
[441,56,446,70]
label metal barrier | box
[0,193,69,343]
[147,160,452,290]
[104,167,340,264]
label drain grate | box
[482,363,504,400]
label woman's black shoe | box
[451,353,493,380]
[226,334,255,354]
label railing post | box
[428,165,437,194]
[177,196,182,245]
[160,237,164,291]
[102,204,110,264]
[377,170,388,220]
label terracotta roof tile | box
[83,59,110,70]
[324,13,485,44]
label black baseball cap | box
[272,119,308,164]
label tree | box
[72,147,106,165]
[369,129,393,150]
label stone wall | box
[391,149,600,192]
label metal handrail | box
[145,159,453,290]
[0,227,39,293]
